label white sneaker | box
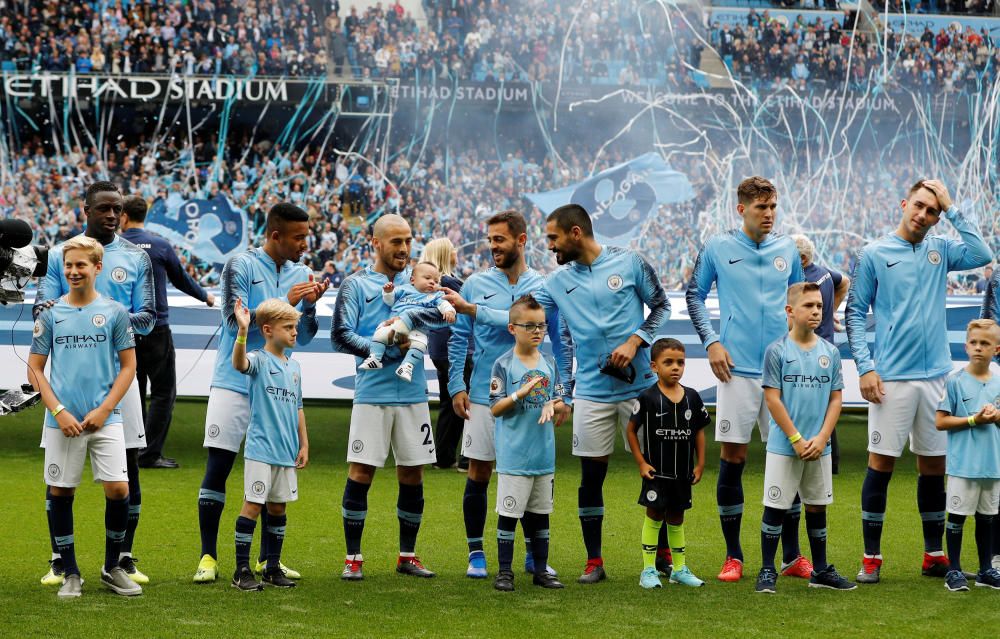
[395,362,414,382]
[101,567,142,596]
[57,574,82,598]
[359,356,383,371]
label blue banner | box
[524,153,695,246]
[146,195,248,267]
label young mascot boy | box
[230,297,309,591]
[489,295,565,592]
[627,337,709,589]
[28,235,140,598]
[935,318,1000,592]
[757,282,855,593]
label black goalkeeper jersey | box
[628,383,711,481]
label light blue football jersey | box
[31,295,135,429]
[243,349,303,467]
[489,349,562,476]
[212,247,318,395]
[477,246,668,403]
[762,335,843,457]
[687,230,804,378]
[846,207,991,380]
[332,266,428,405]
[35,234,156,336]
[446,267,563,406]
[937,369,1000,479]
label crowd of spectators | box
[3,0,1000,95]
[710,8,1000,92]
[330,0,705,88]
[0,0,328,76]
[2,122,995,297]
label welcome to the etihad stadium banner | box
[0,73,952,114]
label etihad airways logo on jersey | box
[783,373,831,387]
[266,386,298,402]
[655,427,692,439]
[55,334,107,347]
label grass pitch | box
[1,399,998,638]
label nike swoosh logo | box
[483,293,497,300]
[137,434,145,439]
[962,397,973,402]
[886,261,901,268]
[365,294,379,303]
[565,286,578,294]
[55,319,67,324]
[291,489,297,494]
[251,279,264,285]
[654,412,671,418]
[785,359,796,364]
[729,258,744,264]
[270,369,281,375]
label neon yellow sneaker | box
[193,554,218,583]
[119,556,149,585]
[254,560,301,580]
[41,559,65,586]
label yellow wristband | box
[968,415,977,426]
[788,432,802,444]
[51,404,65,418]
[235,335,247,345]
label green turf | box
[2,399,998,638]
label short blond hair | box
[787,281,821,306]
[255,298,301,329]
[791,234,814,264]
[420,237,455,276]
[62,235,104,265]
[967,318,1000,342]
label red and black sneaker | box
[397,555,436,578]
[922,552,950,578]
[341,557,364,581]
[577,558,607,584]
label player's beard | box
[493,247,520,269]
[554,245,579,265]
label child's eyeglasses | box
[512,322,547,333]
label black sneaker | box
[755,567,778,594]
[232,566,263,591]
[494,568,515,592]
[808,564,857,590]
[945,569,970,592]
[975,567,1000,589]
[263,566,296,588]
[532,571,565,589]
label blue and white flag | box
[524,153,695,246]
[147,195,247,267]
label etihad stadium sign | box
[2,73,294,103]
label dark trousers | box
[432,356,472,468]
[136,325,177,462]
